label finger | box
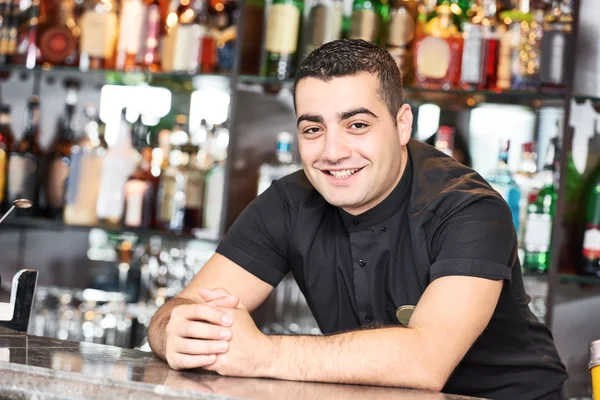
[171,320,232,340]
[168,353,217,370]
[172,304,233,326]
[172,338,229,355]
[199,288,232,301]
[205,295,240,309]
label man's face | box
[295,73,412,215]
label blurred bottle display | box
[261,0,303,80]
[63,104,107,226]
[540,0,572,89]
[514,141,539,243]
[257,131,302,196]
[203,124,228,231]
[522,137,558,274]
[115,0,146,71]
[385,0,417,82]
[79,0,118,70]
[0,104,13,210]
[413,3,463,90]
[182,143,207,232]
[37,0,80,66]
[45,81,80,219]
[580,163,600,278]
[239,0,265,75]
[433,125,454,157]
[140,0,162,71]
[509,0,543,90]
[486,139,521,233]
[348,0,387,44]
[304,0,343,57]
[8,95,42,211]
[0,0,19,65]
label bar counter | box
[0,327,486,400]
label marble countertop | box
[0,329,484,400]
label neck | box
[342,146,408,216]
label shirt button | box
[353,220,359,226]
[358,259,366,267]
[381,226,387,232]
[365,315,373,323]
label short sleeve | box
[216,183,291,286]
[429,197,516,283]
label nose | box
[321,130,351,164]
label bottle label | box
[118,0,145,54]
[524,213,552,250]
[460,23,484,84]
[582,227,600,260]
[80,10,118,58]
[0,149,6,202]
[40,26,76,64]
[172,24,202,72]
[416,36,450,79]
[8,155,37,202]
[307,4,342,52]
[185,175,204,209]
[265,3,301,54]
[349,10,378,42]
[47,158,70,208]
[124,179,150,227]
[387,11,415,47]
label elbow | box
[411,360,450,392]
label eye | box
[302,126,322,135]
[349,122,369,130]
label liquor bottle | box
[540,0,572,89]
[522,137,557,274]
[257,131,302,196]
[45,81,79,219]
[261,0,303,80]
[79,0,118,70]
[14,0,40,68]
[140,0,162,71]
[155,143,187,231]
[460,0,499,90]
[348,0,387,44]
[511,0,544,90]
[203,124,228,231]
[63,104,106,226]
[385,0,417,83]
[580,161,600,277]
[115,0,146,71]
[8,96,42,213]
[182,143,207,231]
[486,139,521,233]
[0,105,14,210]
[96,109,136,226]
[162,0,204,73]
[304,0,343,57]
[37,0,80,66]
[239,0,265,75]
[514,141,539,241]
[123,116,159,228]
[433,125,454,157]
[413,3,464,90]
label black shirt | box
[216,139,568,400]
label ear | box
[395,104,413,146]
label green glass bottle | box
[523,137,559,274]
[580,162,600,277]
[262,0,304,80]
[348,0,389,44]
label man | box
[148,40,568,399]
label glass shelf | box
[556,273,600,285]
[573,94,600,104]
[1,217,219,242]
[237,75,567,107]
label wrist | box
[257,334,282,378]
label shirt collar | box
[338,150,413,230]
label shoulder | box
[270,169,323,210]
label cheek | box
[299,140,321,164]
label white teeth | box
[329,169,359,178]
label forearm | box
[148,296,196,360]
[262,327,444,391]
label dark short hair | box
[292,39,404,121]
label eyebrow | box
[339,107,378,121]
[297,114,324,127]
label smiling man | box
[148,40,568,400]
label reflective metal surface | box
[0,270,39,333]
[0,330,484,400]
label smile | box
[323,167,364,179]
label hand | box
[202,301,274,378]
[164,289,240,370]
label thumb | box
[199,288,239,308]
[199,287,232,301]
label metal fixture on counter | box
[0,199,33,224]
